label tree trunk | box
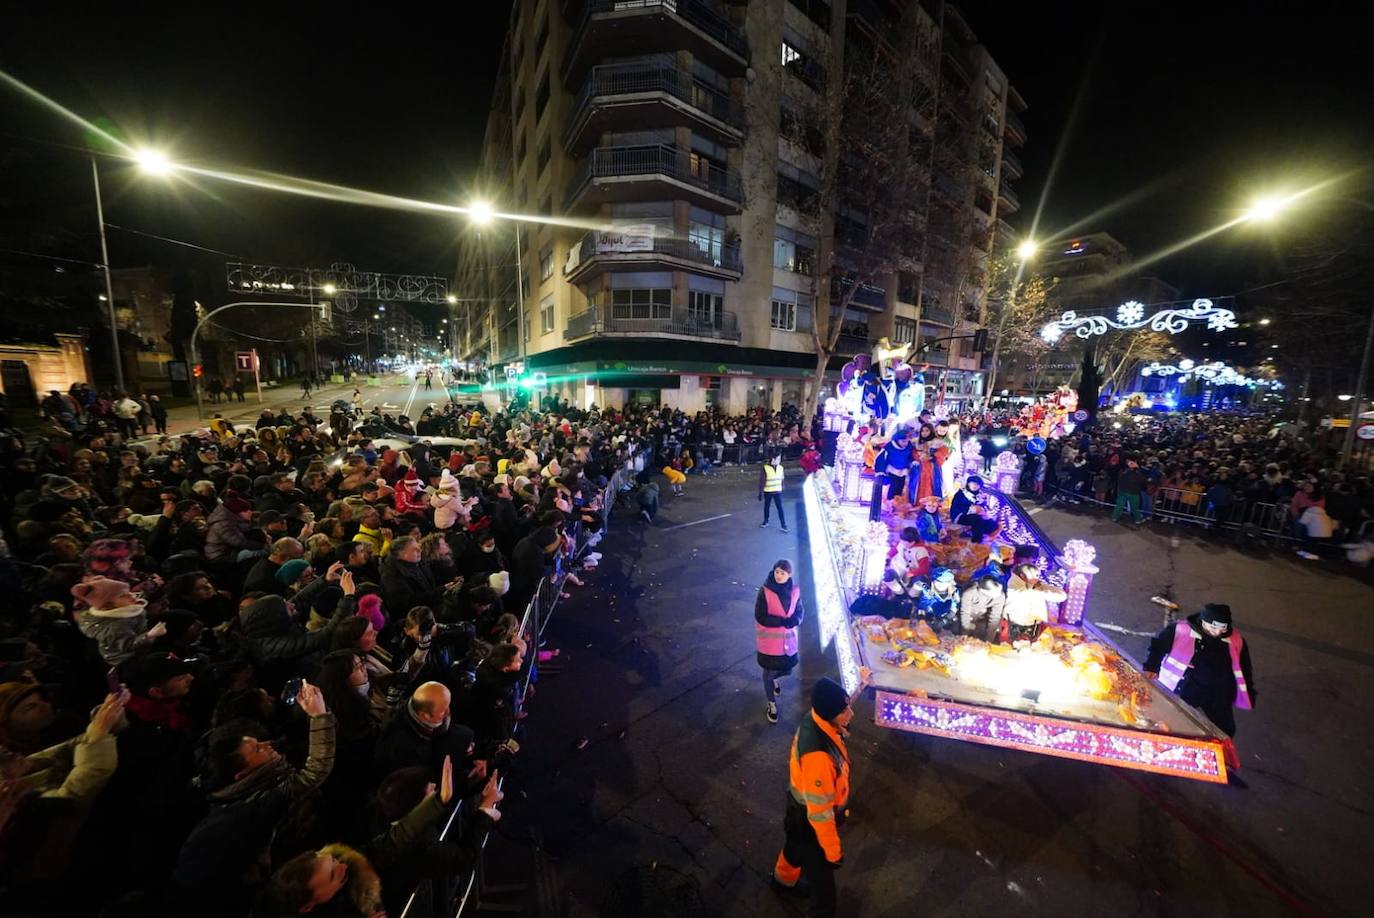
[984,337,1003,408]
[804,348,831,423]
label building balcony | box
[996,218,1015,242]
[1001,148,1023,179]
[564,61,745,154]
[563,229,742,282]
[834,332,874,355]
[998,184,1021,214]
[833,277,887,312]
[1004,110,1027,145]
[922,304,955,326]
[564,301,742,343]
[564,144,744,214]
[562,0,749,87]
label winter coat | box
[1144,614,1257,727]
[1003,573,1067,627]
[242,556,286,596]
[13,732,118,801]
[506,536,552,614]
[204,503,250,563]
[380,555,445,614]
[374,705,475,781]
[76,602,154,665]
[960,583,1006,642]
[459,660,521,751]
[240,594,350,690]
[169,713,335,918]
[432,487,463,530]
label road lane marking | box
[662,513,733,531]
[1027,507,1043,515]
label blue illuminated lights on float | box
[806,338,1231,782]
[1041,298,1239,343]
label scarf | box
[405,699,450,737]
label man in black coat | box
[374,681,478,781]
[486,480,521,556]
[380,537,456,614]
[458,642,524,755]
[243,537,304,596]
[169,684,335,918]
[505,526,560,615]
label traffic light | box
[193,364,203,378]
[971,328,989,353]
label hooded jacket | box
[204,502,251,562]
[76,601,153,665]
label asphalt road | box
[482,468,1371,918]
[151,372,459,437]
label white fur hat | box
[488,571,510,596]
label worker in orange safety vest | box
[772,677,852,916]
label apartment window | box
[539,246,554,281]
[687,290,723,327]
[610,287,672,319]
[688,209,726,264]
[540,295,555,334]
[536,139,551,174]
[894,318,917,345]
[781,30,825,90]
[786,0,832,30]
[534,72,550,122]
[773,225,816,275]
[771,287,813,332]
[776,163,820,214]
[780,105,824,156]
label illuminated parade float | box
[806,337,1231,783]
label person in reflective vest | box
[759,453,787,531]
[1144,603,1255,739]
[756,560,804,725]
[773,677,852,917]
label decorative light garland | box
[1041,298,1238,343]
[1140,359,1283,389]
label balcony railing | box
[565,60,744,149]
[564,143,744,210]
[565,302,742,341]
[923,305,955,325]
[998,184,1021,211]
[835,332,874,355]
[1001,148,1023,177]
[564,0,748,81]
[566,229,742,275]
[1004,111,1027,141]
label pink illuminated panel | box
[874,692,1227,783]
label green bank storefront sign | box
[539,360,814,380]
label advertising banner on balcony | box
[596,223,655,253]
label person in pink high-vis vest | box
[1145,602,1256,783]
[755,560,805,725]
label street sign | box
[504,366,519,379]
[235,351,257,372]
[1356,423,1374,441]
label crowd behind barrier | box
[0,379,704,918]
[998,410,1374,562]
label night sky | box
[2,2,1371,304]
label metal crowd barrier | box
[1043,480,1294,541]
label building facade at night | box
[454,0,1027,413]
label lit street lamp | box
[92,146,175,393]
[1016,239,1037,261]
[468,198,525,365]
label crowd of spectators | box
[997,412,1374,559]
[0,384,853,916]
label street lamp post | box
[90,154,124,394]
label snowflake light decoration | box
[1117,301,1145,325]
[1045,298,1239,341]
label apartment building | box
[454,0,1027,413]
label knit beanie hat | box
[357,594,386,631]
[1200,603,1232,626]
[811,677,849,721]
[488,571,510,596]
[41,474,81,498]
[311,585,344,617]
[276,559,311,587]
[71,577,134,610]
